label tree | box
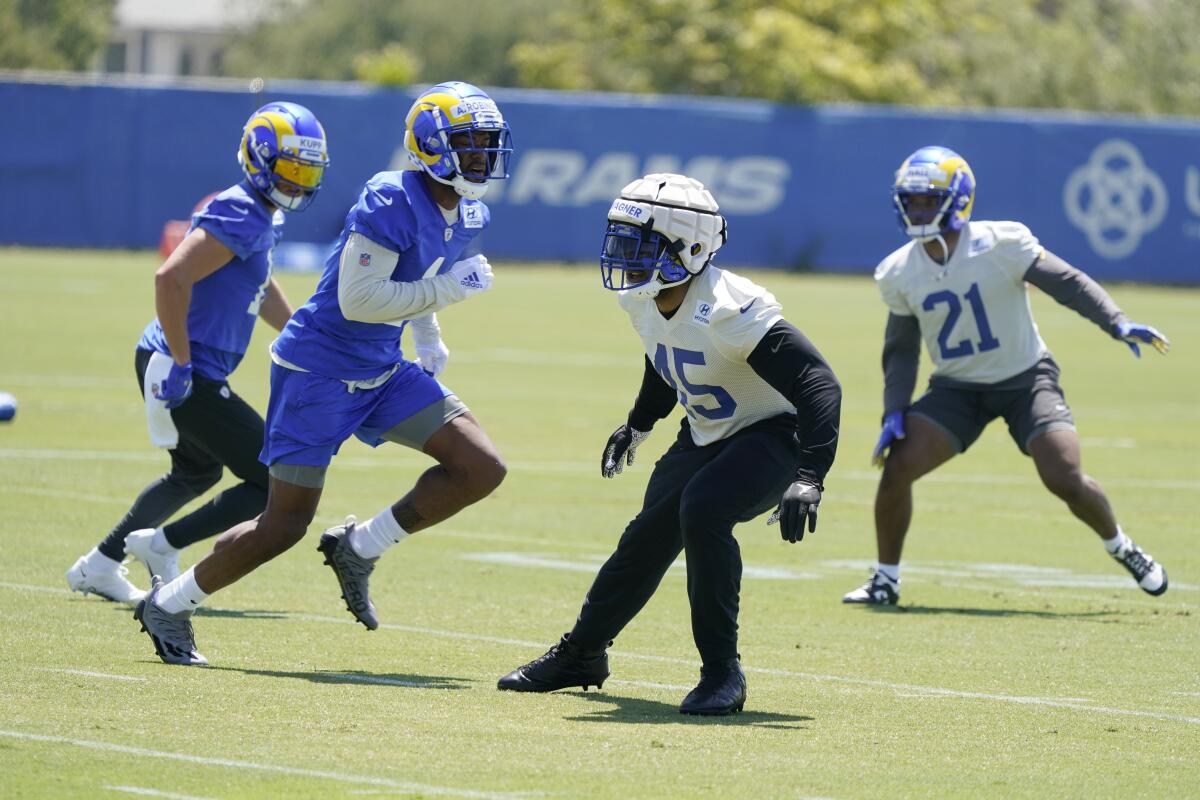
[0,0,116,70]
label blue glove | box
[871,410,906,467]
[153,361,194,409]
[1117,322,1170,358]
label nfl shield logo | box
[359,252,371,266]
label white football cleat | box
[842,571,900,605]
[66,553,146,605]
[1112,541,1168,596]
[124,528,181,583]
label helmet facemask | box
[405,84,513,201]
[599,173,727,301]
[239,104,329,213]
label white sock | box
[155,567,210,614]
[84,547,122,572]
[876,563,901,583]
[1104,526,1131,555]
[150,527,177,554]
[349,508,409,560]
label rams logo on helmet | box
[238,101,330,212]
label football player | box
[133,82,513,665]
[845,146,1170,606]
[67,102,329,604]
[498,174,842,715]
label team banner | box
[2,79,1198,282]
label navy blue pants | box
[570,414,800,665]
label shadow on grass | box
[206,666,471,690]
[562,691,814,729]
[864,604,1129,621]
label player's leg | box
[68,350,220,604]
[135,475,322,665]
[1012,362,1167,595]
[133,364,356,664]
[674,416,800,714]
[846,387,977,605]
[317,368,504,628]
[125,380,270,583]
[498,427,703,692]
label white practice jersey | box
[619,265,793,446]
[875,220,1046,384]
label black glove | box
[601,424,651,478]
[766,481,821,543]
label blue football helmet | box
[403,82,513,200]
[601,174,726,300]
[238,101,330,212]
[892,146,975,241]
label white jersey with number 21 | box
[619,265,793,446]
[875,220,1046,384]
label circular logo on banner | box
[1063,139,1167,260]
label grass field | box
[0,247,1197,799]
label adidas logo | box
[460,271,484,289]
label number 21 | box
[922,282,1001,360]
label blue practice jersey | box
[272,169,489,380]
[139,180,282,381]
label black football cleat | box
[318,516,379,630]
[497,633,610,692]
[680,657,746,716]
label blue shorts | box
[260,361,452,468]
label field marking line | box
[5,581,1198,727]
[0,730,536,799]
[2,447,1197,490]
[105,785,215,800]
[39,668,145,682]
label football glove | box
[409,315,449,377]
[1117,322,1169,358]
[446,254,493,302]
[767,481,821,543]
[601,424,651,478]
[871,410,906,468]
[153,361,193,409]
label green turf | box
[0,247,1196,799]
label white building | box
[102,0,274,77]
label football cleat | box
[497,633,610,692]
[679,657,746,716]
[842,571,900,605]
[318,516,379,630]
[66,554,145,606]
[134,577,207,666]
[124,528,181,583]
[1112,541,1168,596]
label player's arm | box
[337,232,493,325]
[600,355,677,478]
[868,311,922,465]
[155,227,235,366]
[257,277,294,332]
[1023,250,1169,356]
[747,320,842,485]
[747,320,841,543]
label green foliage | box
[0,0,115,70]
[222,0,1199,116]
[220,0,551,88]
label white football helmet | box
[601,173,727,300]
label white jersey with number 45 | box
[619,265,794,446]
[875,220,1047,384]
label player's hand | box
[409,317,449,377]
[767,481,821,543]
[447,254,493,299]
[601,424,651,478]
[152,361,193,409]
[871,410,906,467]
[1117,322,1169,358]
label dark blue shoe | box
[680,657,746,716]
